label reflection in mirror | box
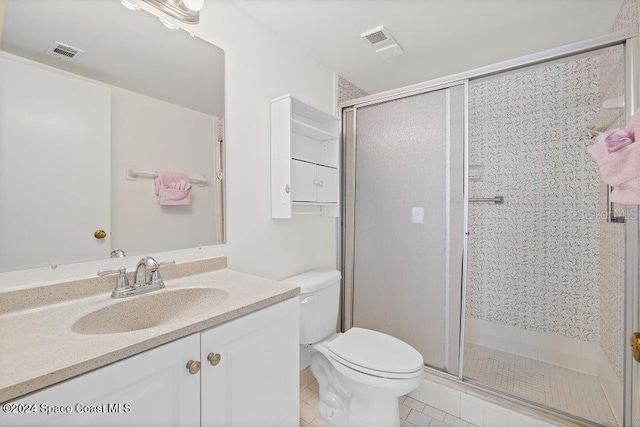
[0,0,225,273]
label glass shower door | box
[346,83,466,375]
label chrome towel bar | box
[469,196,504,204]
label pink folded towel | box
[154,171,192,206]
[589,111,640,205]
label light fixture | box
[182,0,204,12]
[141,0,201,24]
[159,17,179,30]
[120,0,141,11]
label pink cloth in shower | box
[589,124,640,205]
[154,171,192,205]
[603,128,633,153]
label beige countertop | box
[0,268,299,403]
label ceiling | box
[2,0,224,116]
[233,0,625,94]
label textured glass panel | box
[352,86,465,374]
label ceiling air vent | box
[46,41,84,62]
[363,29,388,45]
[360,26,403,59]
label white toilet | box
[284,268,424,427]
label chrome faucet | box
[134,256,173,288]
[110,248,126,258]
[97,257,175,299]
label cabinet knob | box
[186,360,201,375]
[207,352,221,366]
[94,229,107,239]
[285,184,290,194]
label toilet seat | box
[326,328,423,379]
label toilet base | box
[311,351,350,427]
[316,397,399,427]
[310,347,421,427]
[347,394,400,427]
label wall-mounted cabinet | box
[271,94,340,218]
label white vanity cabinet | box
[0,298,299,427]
[271,94,340,218]
[0,334,201,427]
[200,297,299,427]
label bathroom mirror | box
[0,0,225,272]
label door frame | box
[341,80,468,376]
[624,32,640,427]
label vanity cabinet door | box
[291,159,318,202]
[316,165,339,203]
[200,298,299,427]
[0,334,200,427]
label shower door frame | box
[342,80,469,376]
[340,28,639,427]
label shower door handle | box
[632,332,640,363]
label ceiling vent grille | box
[363,30,388,46]
[361,26,403,59]
[46,41,84,61]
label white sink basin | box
[72,287,228,335]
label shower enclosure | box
[340,30,640,427]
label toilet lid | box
[326,328,423,376]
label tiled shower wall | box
[595,0,639,421]
[598,0,637,384]
[466,56,603,343]
[337,75,368,103]
[466,2,634,421]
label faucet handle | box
[97,267,132,298]
[97,266,127,277]
[149,260,175,286]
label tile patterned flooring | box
[463,343,617,427]
[299,379,477,427]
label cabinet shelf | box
[271,94,340,218]
[292,201,338,206]
[291,157,337,169]
[291,119,337,141]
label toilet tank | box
[282,268,341,345]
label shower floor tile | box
[463,343,618,426]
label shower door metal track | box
[338,28,637,110]
[340,27,639,427]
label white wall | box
[192,1,338,280]
[110,87,218,254]
[191,2,338,372]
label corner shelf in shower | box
[271,94,340,218]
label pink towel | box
[154,171,192,206]
[589,111,640,205]
[604,128,633,153]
